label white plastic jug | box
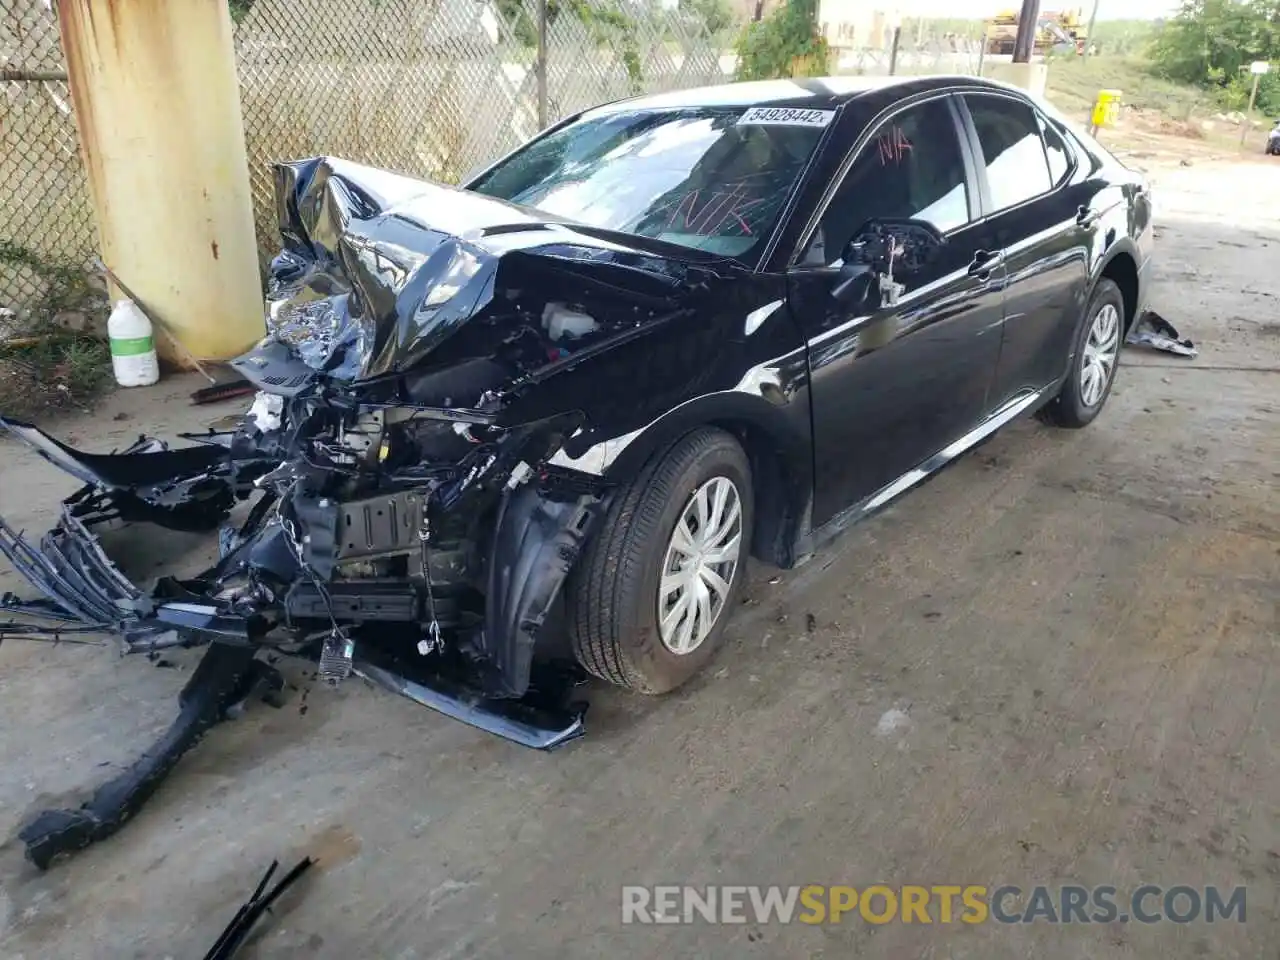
[107,300,160,387]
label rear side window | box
[1038,114,1072,185]
[964,94,1053,212]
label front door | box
[787,95,1005,528]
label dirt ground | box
[1,147,1278,959]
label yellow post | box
[1090,88,1122,135]
[57,0,264,364]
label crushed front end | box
[0,156,730,866]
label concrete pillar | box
[58,0,265,363]
[983,61,1049,99]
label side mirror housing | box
[843,217,946,273]
[830,218,946,310]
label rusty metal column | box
[57,0,264,364]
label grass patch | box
[0,241,113,417]
[1046,56,1213,120]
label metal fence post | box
[888,26,901,76]
[536,0,549,129]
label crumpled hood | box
[258,157,727,384]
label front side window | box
[965,94,1053,211]
[801,98,970,266]
[466,106,829,262]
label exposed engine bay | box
[0,157,748,869]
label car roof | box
[585,74,1020,116]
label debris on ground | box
[202,856,315,960]
[16,644,284,869]
[1126,310,1198,357]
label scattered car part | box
[1125,309,1197,358]
[19,643,283,869]
[202,856,315,960]
[191,374,257,405]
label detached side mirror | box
[832,217,946,310]
[844,217,946,274]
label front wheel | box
[1044,278,1125,429]
[566,427,754,694]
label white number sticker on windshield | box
[737,106,835,128]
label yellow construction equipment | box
[984,8,1088,57]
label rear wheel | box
[567,427,753,694]
[1044,278,1124,429]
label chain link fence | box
[1,0,728,314]
[234,0,728,263]
[1,2,94,323]
[829,36,985,79]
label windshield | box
[466,106,830,262]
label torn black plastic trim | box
[18,643,282,870]
[1,418,225,490]
[1,418,235,532]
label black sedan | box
[2,75,1152,791]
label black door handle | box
[1076,205,1100,228]
[968,249,1004,279]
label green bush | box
[734,0,829,82]
[0,241,112,415]
[1149,0,1280,114]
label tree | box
[733,0,829,81]
[684,0,737,38]
[1149,0,1280,112]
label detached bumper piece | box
[19,644,283,870]
[0,416,601,867]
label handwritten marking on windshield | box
[658,187,772,237]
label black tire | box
[567,427,754,694]
[1044,278,1125,429]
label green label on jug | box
[110,335,154,357]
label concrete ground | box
[1,154,1278,960]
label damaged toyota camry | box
[1,75,1153,866]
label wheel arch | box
[601,393,813,569]
[1096,248,1140,332]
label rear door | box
[787,94,1006,528]
[957,92,1092,402]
